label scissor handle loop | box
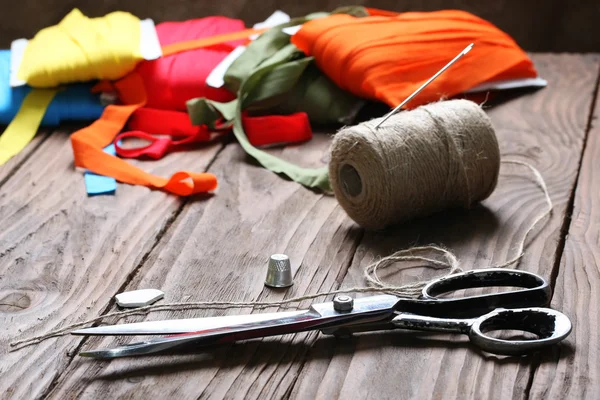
[404,268,553,319]
[422,268,547,299]
[468,307,572,355]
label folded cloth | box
[0,50,104,125]
[15,8,145,88]
[119,17,315,157]
[291,8,539,109]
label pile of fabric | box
[0,6,543,195]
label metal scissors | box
[72,268,572,359]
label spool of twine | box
[329,99,500,230]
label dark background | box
[0,0,598,52]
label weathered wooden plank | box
[528,63,600,399]
[0,128,222,399]
[288,54,600,400]
[45,134,364,399]
[44,54,598,399]
[0,129,49,184]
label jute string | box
[10,101,553,351]
[329,99,501,230]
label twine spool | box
[329,99,500,230]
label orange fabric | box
[161,27,267,57]
[71,26,270,196]
[71,72,217,196]
[291,10,538,109]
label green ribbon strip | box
[187,9,367,192]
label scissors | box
[71,268,572,359]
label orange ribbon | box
[70,73,217,196]
[70,27,271,196]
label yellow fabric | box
[17,9,143,88]
[0,89,58,165]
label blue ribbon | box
[0,49,104,125]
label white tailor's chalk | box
[281,25,302,35]
[206,45,247,88]
[115,289,165,308]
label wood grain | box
[0,0,598,52]
[42,54,599,399]
[46,134,362,399]
[0,129,223,399]
[528,64,600,399]
[288,54,600,400]
[0,129,49,184]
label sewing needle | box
[375,43,474,129]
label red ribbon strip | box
[115,108,313,159]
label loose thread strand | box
[9,160,552,351]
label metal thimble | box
[264,254,293,288]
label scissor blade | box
[79,308,325,359]
[72,310,308,336]
[78,295,401,359]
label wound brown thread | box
[329,99,501,230]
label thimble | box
[264,254,293,288]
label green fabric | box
[231,110,331,190]
[331,6,370,17]
[273,63,364,125]
[186,8,367,191]
[186,99,237,129]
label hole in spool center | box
[340,164,363,197]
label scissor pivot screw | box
[333,295,354,312]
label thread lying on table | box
[10,161,552,351]
[329,99,500,230]
[9,246,461,350]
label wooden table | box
[1,53,599,399]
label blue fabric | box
[0,50,105,125]
[84,144,118,196]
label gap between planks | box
[279,231,366,400]
[522,58,600,399]
[0,130,51,188]
[16,53,597,399]
[37,142,229,399]
[195,228,365,400]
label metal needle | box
[375,43,474,129]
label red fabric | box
[72,73,218,196]
[136,17,246,111]
[115,108,313,159]
[243,112,312,147]
[69,18,270,196]
[128,107,207,138]
[121,17,313,156]
[114,129,211,159]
